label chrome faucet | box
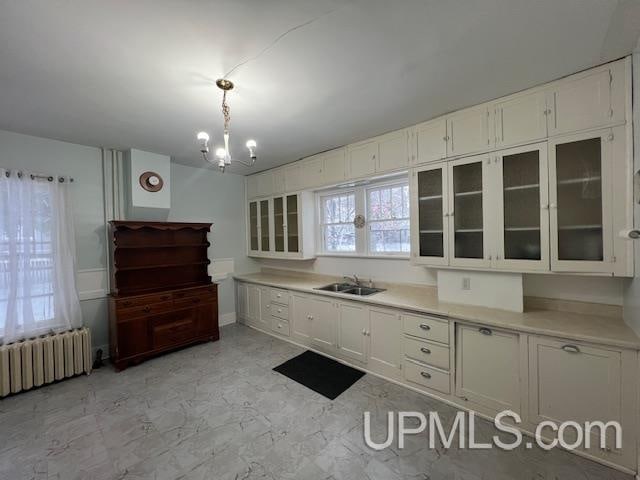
[343,274,361,287]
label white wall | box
[623,44,640,333]
[257,256,626,306]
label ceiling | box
[1,1,640,175]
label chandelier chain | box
[222,91,231,131]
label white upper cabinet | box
[494,142,549,271]
[446,105,492,157]
[283,163,301,192]
[415,118,447,165]
[346,140,378,179]
[495,91,548,148]
[272,168,285,194]
[299,155,324,190]
[547,64,619,137]
[377,129,410,173]
[447,154,492,268]
[321,148,346,186]
[548,128,616,274]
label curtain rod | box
[3,170,74,183]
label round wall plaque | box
[139,171,164,192]
[353,214,366,229]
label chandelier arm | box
[231,157,257,168]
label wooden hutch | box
[108,221,219,370]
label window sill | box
[315,253,410,260]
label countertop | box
[234,271,640,350]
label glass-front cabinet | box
[248,192,313,259]
[448,154,491,268]
[494,142,549,271]
[548,128,615,273]
[410,163,449,265]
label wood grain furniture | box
[108,221,219,370]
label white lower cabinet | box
[236,282,248,322]
[528,335,637,469]
[368,308,402,380]
[257,286,271,331]
[310,296,337,355]
[291,292,313,345]
[455,324,522,415]
[337,302,369,364]
[247,284,261,327]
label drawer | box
[174,295,216,310]
[404,359,450,395]
[403,336,450,370]
[403,313,449,344]
[116,293,172,309]
[118,300,174,321]
[173,286,217,300]
[271,317,290,337]
[270,289,289,305]
[153,316,196,349]
[270,304,289,320]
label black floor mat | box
[273,350,365,400]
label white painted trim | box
[219,311,236,326]
[77,268,108,301]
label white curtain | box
[0,169,82,344]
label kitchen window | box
[317,178,410,257]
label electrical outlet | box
[462,277,471,291]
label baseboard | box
[219,312,236,326]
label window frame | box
[315,177,410,258]
[365,180,411,256]
[318,189,358,254]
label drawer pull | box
[143,306,151,313]
[420,371,431,379]
[562,344,580,354]
[420,347,431,355]
[479,327,492,336]
[419,324,431,331]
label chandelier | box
[197,79,257,172]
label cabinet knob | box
[550,203,557,209]
[541,204,549,210]
[362,329,367,336]
[143,306,151,313]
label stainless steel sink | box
[343,286,385,296]
[315,283,355,292]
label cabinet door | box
[347,141,378,179]
[529,336,621,449]
[236,282,248,321]
[377,130,409,173]
[548,68,613,136]
[322,149,346,186]
[447,106,491,157]
[415,118,447,165]
[248,201,259,255]
[257,172,274,197]
[273,196,286,253]
[548,129,614,273]
[410,163,449,266]
[246,284,261,327]
[284,164,302,192]
[300,156,324,190]
[448,155,491,267]
[368,308,402,380]
[117,318,150,359]
[272,168,285,195]
[285,194,300,254]
[258,286,272,330]
[259,199,271,253]
[337,302,368,363]
[495,91,547,148]
[456,324,521,414]
[495,143,549,271]
[291,292,313,345]
[310,297,336,354]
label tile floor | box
[0,324,631,479]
